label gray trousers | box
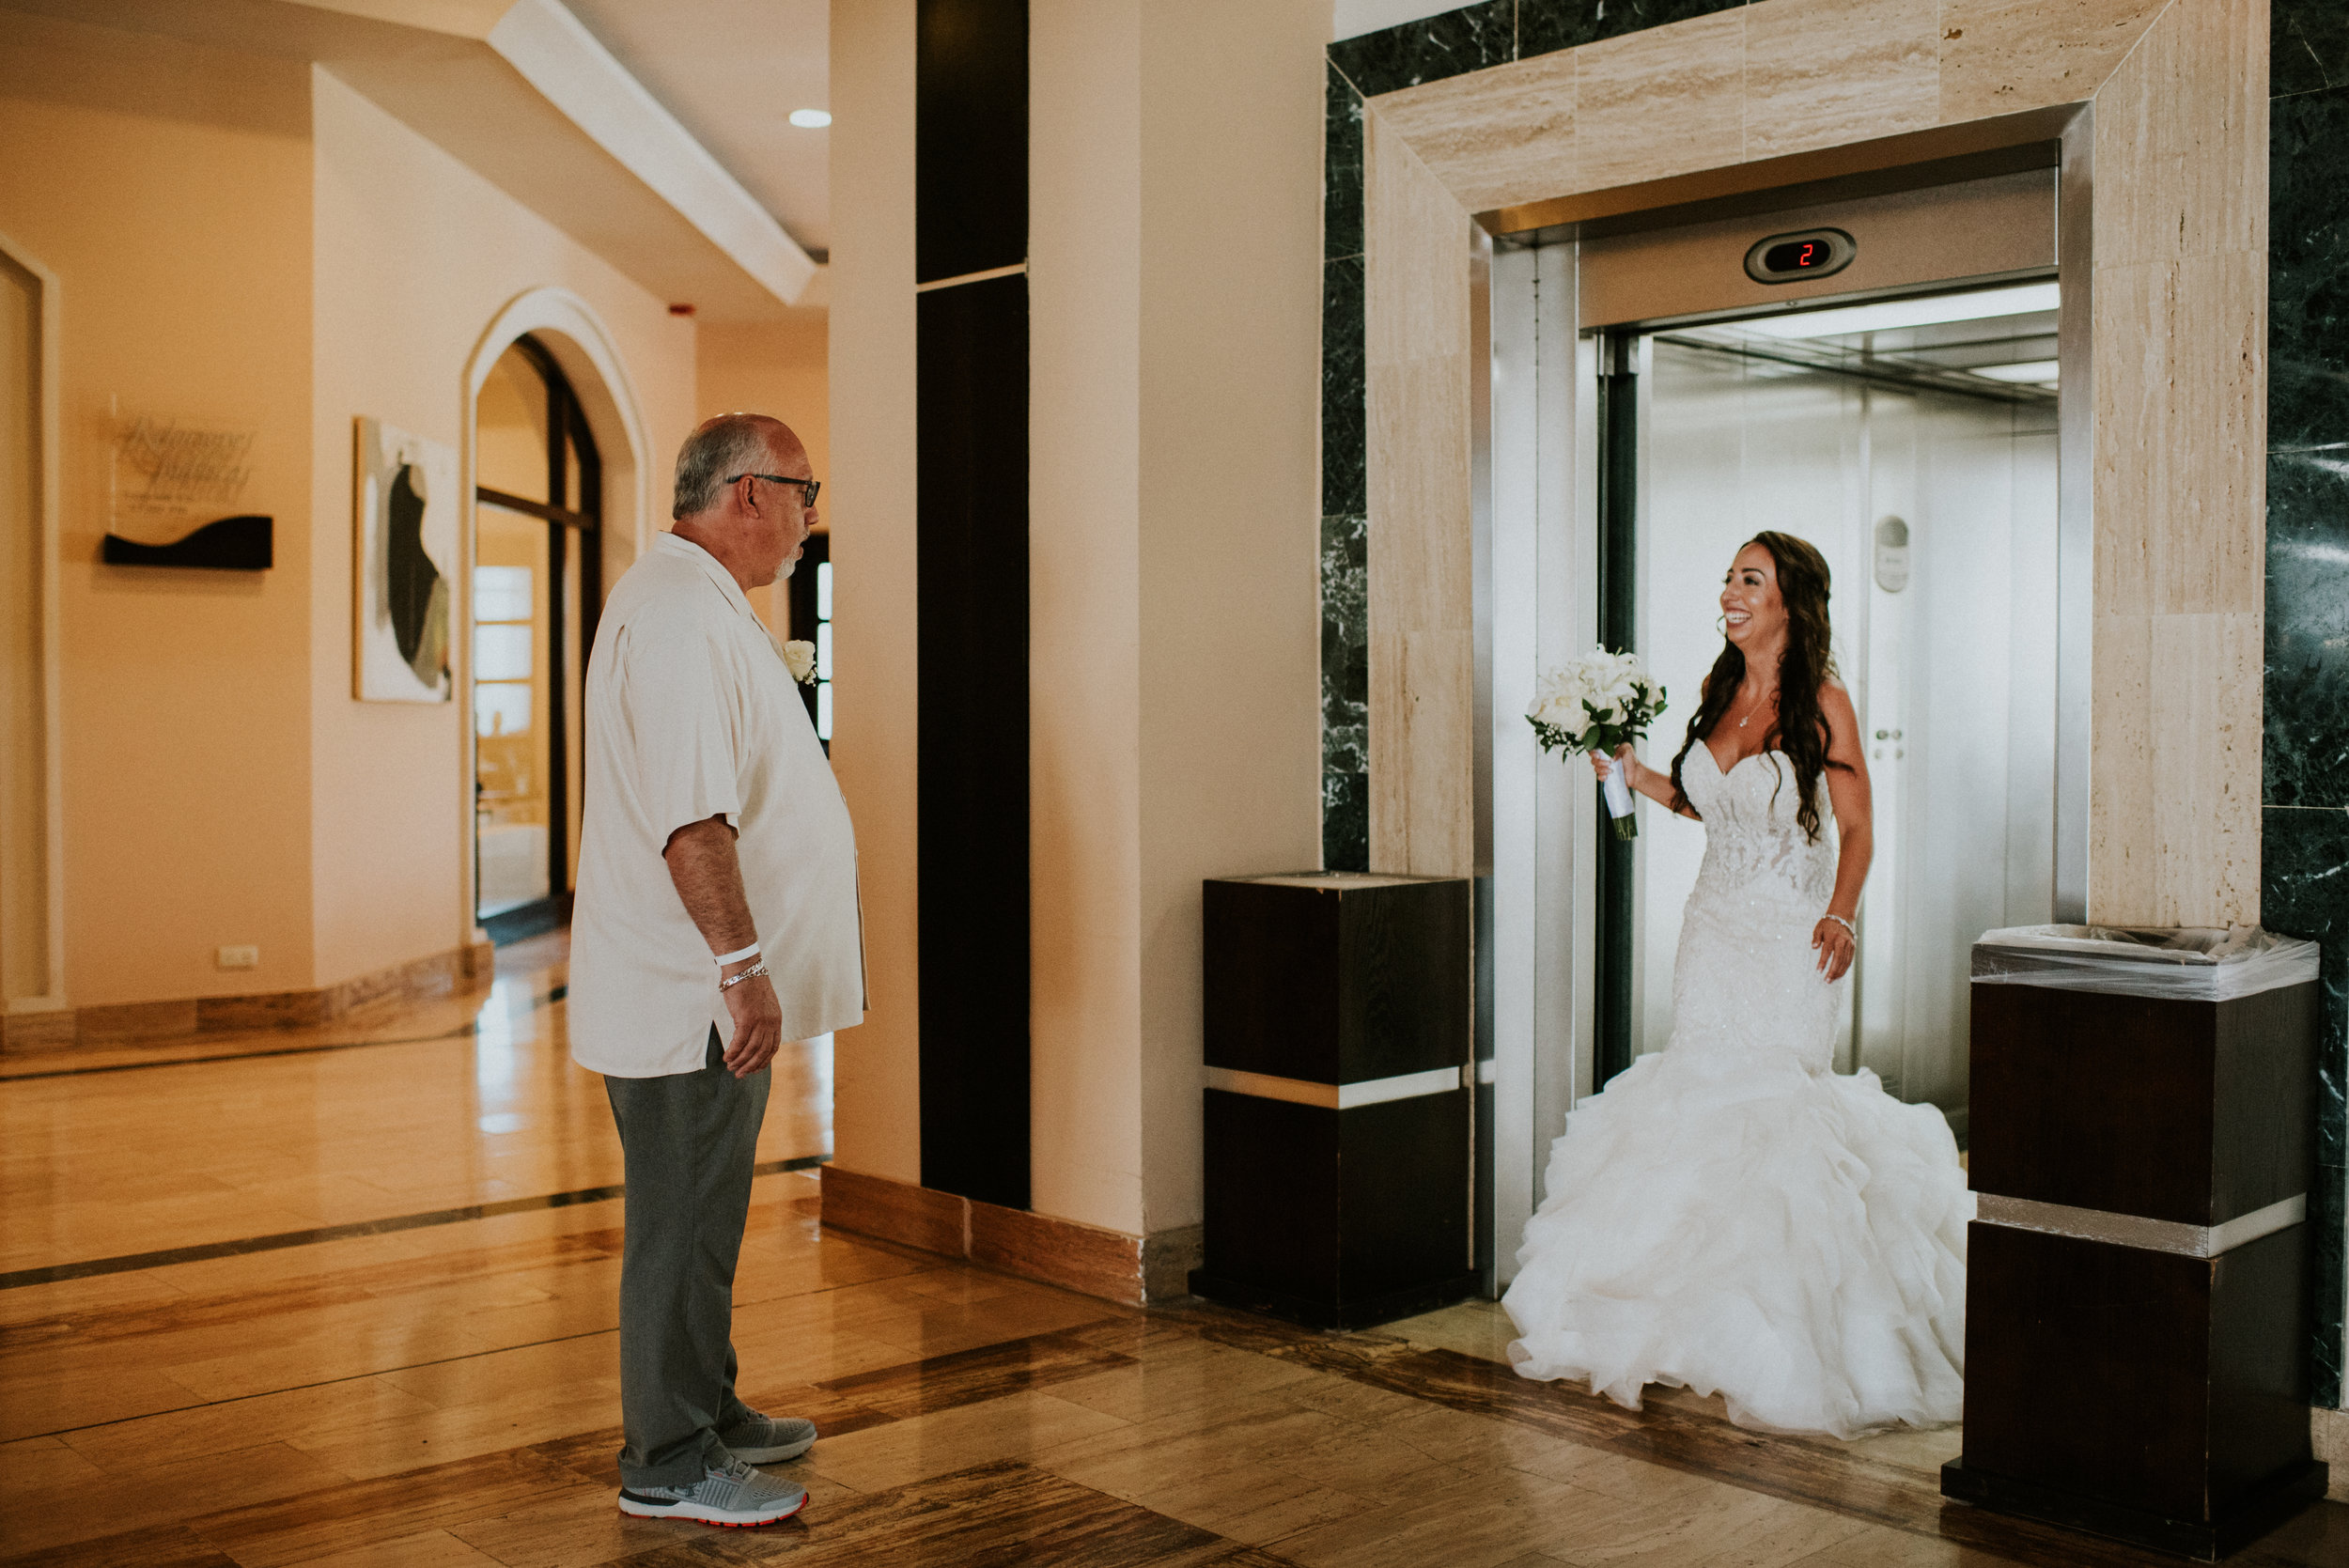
[603,1027,769,1488]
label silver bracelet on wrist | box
[1823,912,1856,939]
[718,962,770,992]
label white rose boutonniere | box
[782,639,818,686]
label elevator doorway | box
[472,335,601,944]
[1611,282,2061,1138]
[1483,160,2091,1287]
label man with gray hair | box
[570,412,863,1528]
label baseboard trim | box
[819,1164,1200,1309]
[820,1165,968,1257]
[0,941,497,1053]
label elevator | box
[1482,155,2092,1289]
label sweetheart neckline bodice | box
[1698,740,1785,777]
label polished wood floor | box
[3,938,2344,1566]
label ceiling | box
[1670,281,2063,404]
[1,0,832,315]
[564,0,832,257]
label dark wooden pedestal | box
[1944,971,2326,1560]
[1191,873,1478,1330]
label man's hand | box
[664,815,782,1079]
[720,960,784,1079]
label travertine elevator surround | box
[1347,0,2267,932]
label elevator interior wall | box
[1632,321,2059,1130]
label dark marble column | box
[2264,0,2349,1408]
[1322,66,1368,871]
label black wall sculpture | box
[101,515,272,571]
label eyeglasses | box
[726,473,820,507]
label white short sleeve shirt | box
[568,532,865,1077]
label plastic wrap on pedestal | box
[1969,925,2320,1001]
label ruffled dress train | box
[1501,746,1973,1439]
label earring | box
[1716,613,1729,634]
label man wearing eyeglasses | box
[569,412,863,1529]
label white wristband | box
[712,940,761,966]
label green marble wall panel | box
[2267,16,2349,1405]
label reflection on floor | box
[2,939,2343,1566]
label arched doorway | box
[471,334,600,942]
[0,232,63,1032]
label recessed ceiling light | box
[1971,359,2061,384]
[789,108,832,129]
[1741,281,2061,340]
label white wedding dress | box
[1502,743,1973,1439]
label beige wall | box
[0,8,706,1012]
[1031,0,1147,1233]
[696,311,829,638]
[0,10,318,1007]
[309,67,696,988]
[828,0,923,1186]
[1130,0,1326,1229]
[829,0,1324,1235]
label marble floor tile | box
[1789,1522,2030,1566]
[293,1366,626,1482]
[1385,1297,1519,1363]
[802,1387,1134,1493]
[1266,1463,1593,1568]
[1379,1401,1674,1495]
[0,1359,213,1443]
[0,1433,104,1502]
[0,1523,244,1568]
[807,1325,1140,1421]
[1540,1480,1873,1566]
[1037,1401,1387,1545]
[650,1460,1274,1568]
[7,932,2343,1568]
[58,1372,444,1472]
[0,1265,188,1328]
[1844,1421,1967,1479]
[1047,1333,1323,1426]
[438,1472,733,1568]
[0,1437,353,1558]
[291,1528,509,1568]
[177,1447,599,1568]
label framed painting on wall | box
[353,417,457,702]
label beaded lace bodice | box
[1681,744,1838,914]
[1669,743,1842,1070]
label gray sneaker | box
[719,1411,817,1464]
[616,1457,807,1527]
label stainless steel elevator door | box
[1629,319,2058,1129]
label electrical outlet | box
[216,944,260,970]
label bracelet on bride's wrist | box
[1823,912,1856,939]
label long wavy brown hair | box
[1667,531,1847,842]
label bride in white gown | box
[1502,531,1973,1440]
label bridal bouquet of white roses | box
[1527,648,1668,839]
